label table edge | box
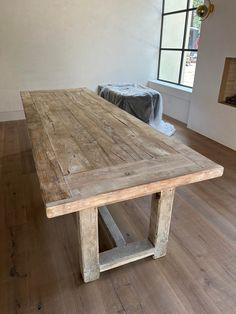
[46,165,224,218]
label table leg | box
[76,207,100,282]
[148,188,175,259]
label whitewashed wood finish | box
[21,88,224,283]
[77,207,100,282]
[98,206,126,247]
[2,117,236,311]
[148,188,175,259]
[21,88,224,218]
[99,240,154,272]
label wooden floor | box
[0,116,236,313]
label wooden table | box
[21,88,224,283]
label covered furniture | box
[98,83,175,136]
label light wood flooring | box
[0,116,235,313]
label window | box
[157,0,203,88]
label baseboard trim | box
[0,110,25,122]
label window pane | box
[189,0,204,8]
[185,10,201,49]
[159,50,182,83]
[162,13,186,49]
[164,0,188,13]
[181,51,198,87]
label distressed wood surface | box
[98,206,126,247]
[99,240,154,272]
[77,207,100,282]
[21,88,224,217]
[148,188,175,259]
[1,117,236,312]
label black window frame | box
[157,0,200,88]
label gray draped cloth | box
[97,83,175,136]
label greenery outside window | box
[158,0,203,88]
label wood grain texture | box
[0,117,235,313]
[21,88,223,218]
[98,206,126,247]
[148,188,175,258]
[99,240,154,272]
[76,207,100,283]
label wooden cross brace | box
[77,188,175,283]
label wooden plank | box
[65,90,175,159]
[77,207,100,282]
[62,94,142,164]
[47,160,223,218]
[32,97,91,175]
[148,188,175,259]
[99,240,154,272]
[20,91,71,204]
[32,93,114,170]
[66,154,197,191]
[83,89,222,169]
[98,206,126,247]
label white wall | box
[149,1,236,150]
[188,0,236,150]
[148,80,191,123]
[0,0,162,121]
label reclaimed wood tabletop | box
[21,88,224,218]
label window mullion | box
[160,48,198,52]
[178,0,190,84]
[163,7,195,16]
[157,0,165,79]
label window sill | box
[148,80,192,101]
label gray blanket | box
[98,83,175,136]
[98,84,160,124]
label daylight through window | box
[158,0,203,88]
